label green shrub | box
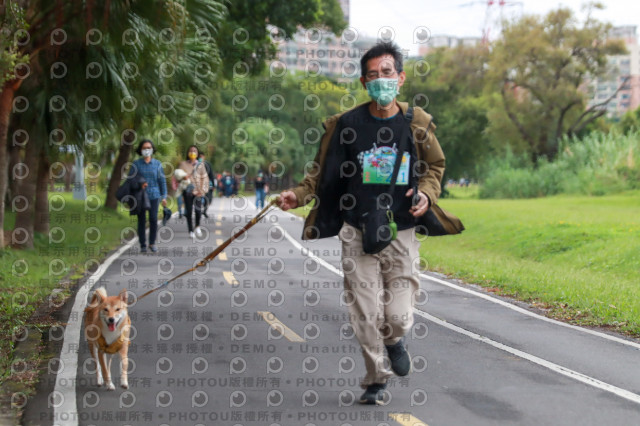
[479,130,640,198]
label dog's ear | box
[119,288,128,303]
[85,287,105,311]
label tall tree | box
[485,6,626,161]
[4,0,227,248]
[402,46,491,180]
[103,0,227,209]
[0,0,29,248]
[217,0,347,77]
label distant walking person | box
[222,171,235,197]
[128,139,167,253]
[177,145,209,239]
[254,171,268,209]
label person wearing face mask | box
[177,145,210,239]
[277,42,463,404]
[128,139,167,253]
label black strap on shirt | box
[384,107,413,208]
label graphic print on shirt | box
[357,143,410,185]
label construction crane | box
[459,0,523,44]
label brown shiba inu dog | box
[84,287,131,390]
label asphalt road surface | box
[24,196,640,426]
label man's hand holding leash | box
[277,190,298,211]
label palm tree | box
[3,0,227,247]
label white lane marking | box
[414,309,640,405]
[54,238,138,426]
[278,224,341,276]
[418,273,640,350]
[274,220,640,405]
[272,210,640,351]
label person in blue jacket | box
[128,139,167,253]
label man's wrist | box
[421,191,431,208]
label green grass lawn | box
[0,193,134,381]
[288,187,640,337]
[426,189,640,336]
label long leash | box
[137,198,278,301]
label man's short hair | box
[360,41,403,77]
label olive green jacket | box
[291,101,464,240]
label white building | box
[587,25,640,118]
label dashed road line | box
[389,413,429,426]
[223,271,239,286]
[257,311,306,342]
[215,239,228,261]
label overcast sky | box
[348,0,640,55]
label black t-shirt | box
[338,104,416,230]
[254,176,268,190]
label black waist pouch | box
[360,209,396,254]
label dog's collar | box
[97,318,130,354]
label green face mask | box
[365,77,399,106]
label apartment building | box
[588,25,640,118]
[273,0,379,78]
[417,35,482,57]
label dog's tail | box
[84,287,107,312]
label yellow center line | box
[215,221,222,227]
[223,271,238,286]
[215,238,227,260]
[216,214,222,220]
[389,413,429,426]
[215,229,221,235]
[257,311,305,342]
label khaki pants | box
[339,223,421,387]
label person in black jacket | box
[116,174,149,216]
[277,42,463,405]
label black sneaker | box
[359,383,386,405]
[140,246,147,253]
[386,338,411,376]
[150,245,158,253]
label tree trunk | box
[8,140,21,200]
[64,161,72,191]
[34,146,50,234]
[104,140,133,210]
[12,135,38,249]
[0,79,22,249]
